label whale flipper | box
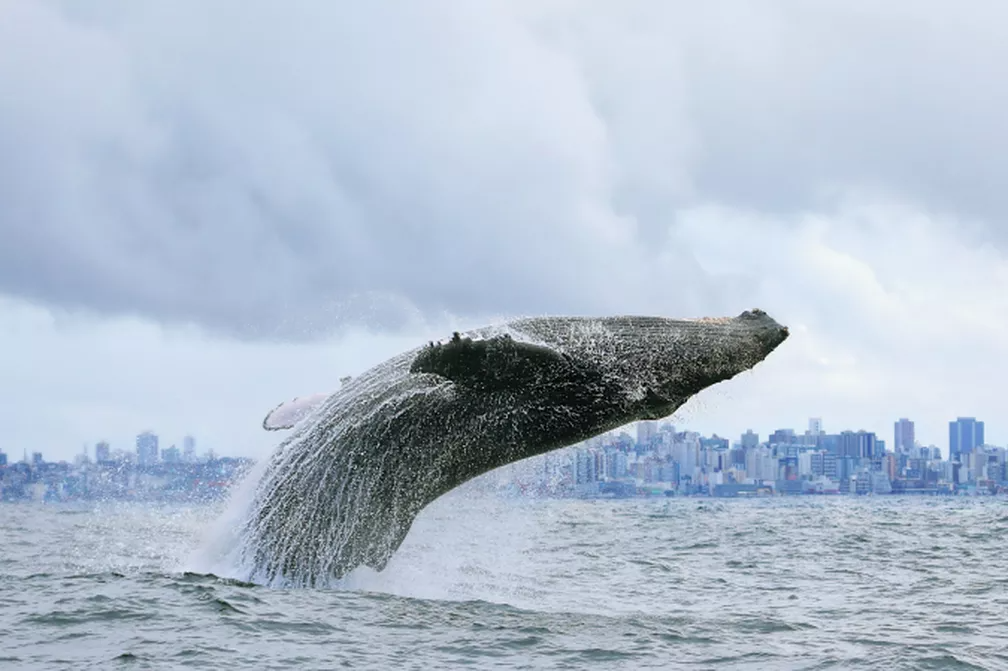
[262,393,331,431]
[409,332,572,393]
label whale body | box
[237,310,789,586]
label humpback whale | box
[238,310,789,586]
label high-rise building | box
[894,418,915,453]
[741,430,760,449]
[183,435,196,462]
[95,441,111,463]
[701,435,729,451]
[136,431,159,465]
[0,450,7,467]
[162,445,181,463]
[769,428,796,445]
[838,430,877,460]
[804,418,824,447]
[636,421,658,446]
[949,417,984,463]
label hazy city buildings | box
[949,417,984,463]
[3,415,1007,503]
[0,432,250,503]
[136,431,159,466]
[894,418,915,453]
[502,414,1005,499]
[636,420,658,446]
[808,417,823,437]
[183,435,196,462]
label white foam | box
[181,454,271,579]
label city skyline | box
[5,413,1002,503]
[0,413,992,466]
[506,414,1006,499]
[0,430,211,467]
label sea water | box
[2,494,1007,670]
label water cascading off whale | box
[238,310,790,586]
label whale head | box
[547,308,790,421]
[502,309,789,424]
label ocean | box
[2,493,1007,670]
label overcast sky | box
[3,0,1007,461]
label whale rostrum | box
[239,310,790,586]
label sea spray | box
[182,453,273,579]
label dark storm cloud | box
[1,0,1006,340]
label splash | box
[182,453,272,580]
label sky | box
[2,0,1008,461]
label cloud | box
[672,196,1008,452]
[5,0,1005,339]
[0,0,706,339]
[2,0,1008,456]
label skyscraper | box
[95,441,111,463]
[769,428,796,445]
[838,430,878,460]
[136,431,159,466]
[183,435,196,462]
[637,420,658,446]
[741,430,759,449]
[949,417,984,463]
[894,418,915,453]
[806,418,824,447]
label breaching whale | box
[238,310,789,586]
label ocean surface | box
[2,492,1007,670]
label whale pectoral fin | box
[262,393,331,431]
[409,333,571,392]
